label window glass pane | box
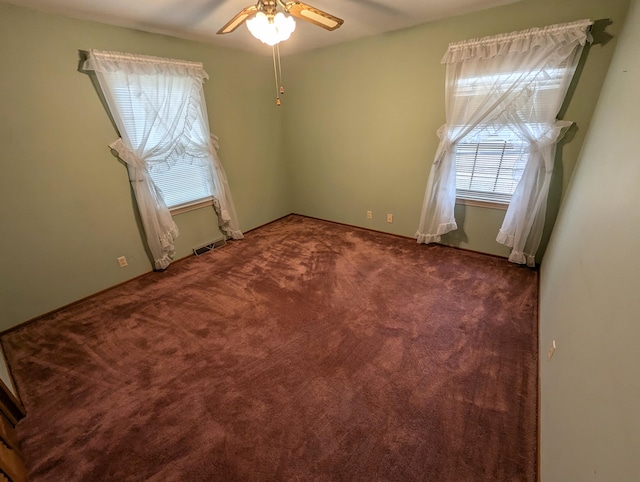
[453,63,571,204]
[111,73,214,209]
[149,159,214,208]
[455,127,527,204]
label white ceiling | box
[6,0,522,55]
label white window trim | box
[455,197,508,210]
[169,198,215,216]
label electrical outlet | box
[366,210,372,219]
[117,256,128,268]
[387,214,393,223]
[547,340,556,361]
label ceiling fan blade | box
[285,2,344,31]
[217,5,258,34]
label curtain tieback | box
[109,139,145,169]
[432,124,453,166]
[436,124,448,142]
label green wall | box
[284,0,629,258]
[539,0,640,479]
[0,3,289,330]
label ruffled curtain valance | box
[84,50,209,80]
[441,19,593,64]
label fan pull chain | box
[272,45,281,106]
[276,42,285,96]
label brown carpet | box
[1,215,538,481]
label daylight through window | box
[455,129,527,204]
[110,77,216,211]
[453,66,569,205]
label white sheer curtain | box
[84,50,243,270]
[416,20,592,266]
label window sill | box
[169,198,214,216]
[456,197,509,211]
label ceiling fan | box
[217,1,344,41]
[217,1,344,106]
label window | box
[453,67,569,206]
[110,75,216,212]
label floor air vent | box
[193,238,227,256]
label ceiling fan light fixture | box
[246,11,296,46]
[219,1,343,106]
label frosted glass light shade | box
[247,12,296,46]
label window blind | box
[148,161,214,209]
[455,133,527,204]
[110,75,215,209]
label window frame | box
[107,71,217,216]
